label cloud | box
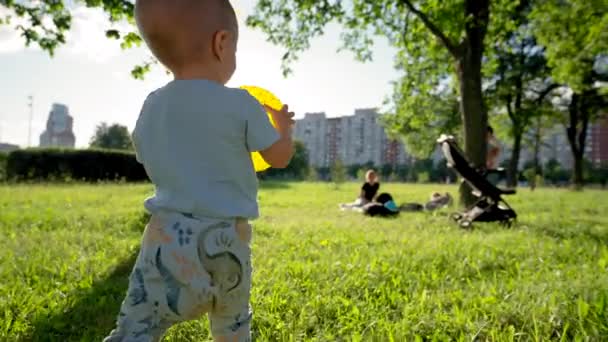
[0,26,23,54]
[0,5,136,62]
[64,6,134,63]
[0,7,34,54]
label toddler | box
[103,0,295,341]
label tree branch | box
[591,69,608,82]
[506,94,517,124]
[535,83,560,104]
[399,0,460,57]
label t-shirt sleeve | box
[241,91,280,152]
[132,92,155,164]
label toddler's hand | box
[265,104,295,138]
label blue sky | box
[0,0,397,147]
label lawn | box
[1,182,607,341]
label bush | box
[306,167,319,181]
[0,152,7,181]
[258,140,310,181]
[330,159,347,187]
[6,148,148,182]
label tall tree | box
[383,79,461,158]
[530,0,608,189]
[89,122,133,150]
[247,0,521,205]
[485,26,557,187]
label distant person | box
[486,126,502,185]
[487,126,501,170]
[340,169,380,210]
[104,1,295,341]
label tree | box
[383,83,461,158]
[89,122,133,150]
[544,158,571,185]
[0,0,153,78]
[330,159,347,188]
[247,0,523,205]
[306,167,319,182]
[530,0,608,189]
[588,162,608,188]
[262,140,310,180]
[484,2,559,188]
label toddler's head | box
[135,0,238,84]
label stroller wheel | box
[451,213,462,222]
[459,219,472,229]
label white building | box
[294,108,408,167]
[294,112,328,167]
[39,103,75,148]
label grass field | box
[1,182,607,341]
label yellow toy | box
[240,85,283,172]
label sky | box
[0,0,397,148]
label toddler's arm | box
[243,93,294,169]
[260,105,294,168]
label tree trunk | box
[456,50,487,206]
[566,92,590,190]
[507,129,522,188]
[400,0,489,206]
[454,0,489,207]
[530,117,543,191]
[572,153,584,190]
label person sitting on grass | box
[340,169,380,210]
[362,192,399,217]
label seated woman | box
[340,169,380,210]
[362,192,399,217]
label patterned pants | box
[104,212,253,342]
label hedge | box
[0,152,7,181]
[6,148,149,182]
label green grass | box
[1,182,607,341]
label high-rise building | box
[39,103,76,148]
[294,112,328,167]
[589,115,608,166]
[294,108,408,167]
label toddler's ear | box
[212,30,230,61]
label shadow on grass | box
[532,221,608,246]
[31,250,138,341]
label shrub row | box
[0,152,7,181]
[6,148,149,182]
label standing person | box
[104,0,295,341]
[487,126,501,170]
[486,126,502,185]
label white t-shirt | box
[132,79,279,219]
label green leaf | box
[105,29,120,39]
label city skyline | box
[0,0,396,148]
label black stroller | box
[437,134,517,228]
